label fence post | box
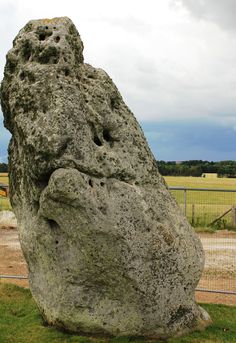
[191,204,195,226]
[184,189,187,216]
[231,205,236,227]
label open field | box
[0,173,8,185]
[164,176,236,228]
[0,173,10,211]
[164,176,236,189]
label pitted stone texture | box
[0,17,211,338]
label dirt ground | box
[0,228,28,288]
[1,228,236,305]
[196,230,236,305]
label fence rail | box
[169,186,236,299]
[0,275,28,280]
[169,186,236,228]
[1,186,236,301]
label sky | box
[1,0,236,162]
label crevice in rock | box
[19,71,25,81]
[35,169,55,191]
[93,135,102,146]
[21,40,31,62]
[102,129,112,142]
[54,36,60,43]
[110,98,116,111]
[47,219,60,230]
[39,33,46,41]
[64,67,70,77]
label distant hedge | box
[0,163,8,173]
[157,160,236,177]
[1,160,236,177]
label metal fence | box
[1,186,236,303]
[169,186,236,229]
[170,186,236,301]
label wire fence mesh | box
[170,187,236,299]
[170,187,236,229]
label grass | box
[0,283,236,343]
[0,173,9,185]
[0,173,11,211]
[164,176,236,229]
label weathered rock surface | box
[0,17,210,338]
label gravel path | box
[1,228,236,304]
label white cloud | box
[0,0,236,127]
[174,0,236,31]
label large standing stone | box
[0,17,210,338]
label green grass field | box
[0,283,236,343]
[164,176,236,229]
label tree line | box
[1,160,236,177]
[0,163,8,173]
[157,160,236,177]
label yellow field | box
[0,173,10,210]
[164,176,236,190]
[164,176,236,228]
[0,173,9,185]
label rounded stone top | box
[6,16,84,76]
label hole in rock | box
[94,135,102,146]
[89,179,93,187]
[33,201,40,212]
[103,129,112,142]
[7,60,17,74]
[64,68,70,76]
[36,168,56,191]
[39,33,46,41]
[100,182,105,187]
[55,240,59,245]
[47,219,59,230]
[22,47,31,61]
[19,72,25,80]
[110,98,116,110]
[45,26,48,29]
[55,36,60,43]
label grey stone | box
[0,17,211,338]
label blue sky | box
[1,0,236,163]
